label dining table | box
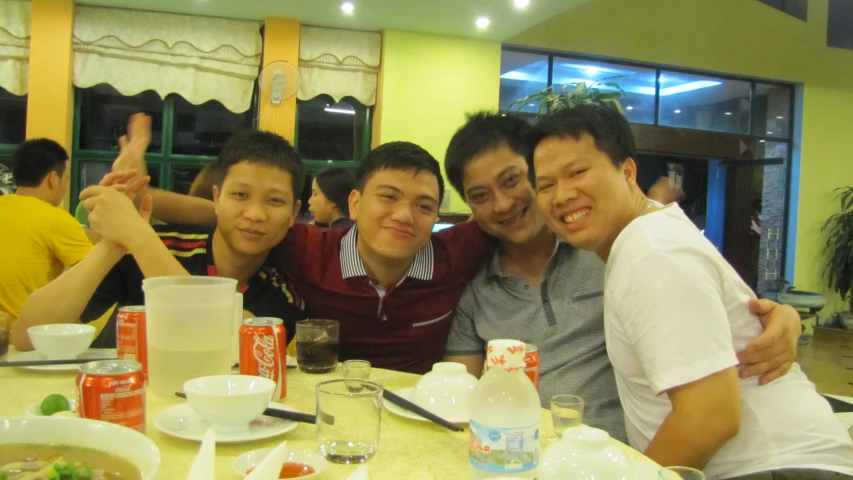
[1,347,662,479]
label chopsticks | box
[382,389,464,432]
[174,392,322,425]
[0,357,116,367]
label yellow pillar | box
[259,18,300,143]
[26,0,74,150]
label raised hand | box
[112,113,151,174]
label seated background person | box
[0,139,91,332]
[14,130,306,350]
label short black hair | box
[356,141,444,204]
[314,167,356,217]
[12,138,69,187]
[445,112,530,200]
[525,104,636,184]
[216,130,306,203]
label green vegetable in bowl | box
[40,394,71,416]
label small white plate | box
[153,403,298,444]
[25,399,78,417]
[382,387,468,424]
[8,349,116,372]
[232,447,328,478]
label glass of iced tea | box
[296,319,340,374]
[551,394,584,438]
[0,311,11,360]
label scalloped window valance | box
[72,6,262,113]
[298,26,381,107]
[0,0,31,96]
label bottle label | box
[469,418,539,474]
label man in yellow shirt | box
[0,139,92,327]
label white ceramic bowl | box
[232,447,329,478]
[27,324,96,360]
[0,416,160,480]
[410,362,478,422]
[183,375,275,433]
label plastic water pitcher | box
[142,276,238,397]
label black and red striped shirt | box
[82,224,305,348]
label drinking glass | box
[316,379,383,464]
[343,360,371,379]
[0,311,10,360]
[551,394,584,438]
[296,319,340,374]
[659,466,706,480]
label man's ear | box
[45,170,59,189]
[212,185,220,203]
[622,157,638,186]
[348,189,360,221]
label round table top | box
[1,348,659,479]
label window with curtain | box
[69,7,262,209]
[0,0,30,167]
[296,26,380,171]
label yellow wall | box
[259,18,300,143]
[26,0,75,209]
[375,30,501,212]
[511,0,853,316]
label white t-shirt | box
[604,204,853,479]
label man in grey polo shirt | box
[442,112,802,442]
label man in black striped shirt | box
[14,130,307,351]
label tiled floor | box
[798,341,853,397]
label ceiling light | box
[476,17,490,29]
[673,109,681,114]
[341,2,354,14]
[626,106,634,110]
[776,116,784,119]
[658,75,668,83]
[767,131,773,134]
[325,103,356,115]
[501,113,507,117]
[528,103,535,107]
[514,0,530,8]
[759,140,766,143]
[585,67,599,76]
[724,112,732,115]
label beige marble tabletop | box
[1,348,659,479]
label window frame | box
[70,87,258,211]
[294,97,373,175]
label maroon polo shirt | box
[269,221,495,374]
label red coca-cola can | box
[77,360,146,433]
[116,306,147,382]
[524,343,540,390]
[240,317,287,401]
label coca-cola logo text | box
[252,332,278,380]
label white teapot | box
[538,426,632,480]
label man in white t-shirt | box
[526,104,853,479]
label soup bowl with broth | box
[0,417,159,479]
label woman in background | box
[308,167,355,229]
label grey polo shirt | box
[445,241,626,442]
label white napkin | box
[345,465,370,480]
[244,440,288,480]
[187,428,215,480]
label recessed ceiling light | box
[341,2,354,14]
[626,106,634,110]
[776,116,784,119]
[724,112,732,115]
[501,113,507,117]
[476,16,490,29]
[514,0,530,8]
[673,109,681,113]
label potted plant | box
[822,186,853,329]
[509,78,626,116]
[0,163,15,196]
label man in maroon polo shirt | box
[80,140,495,374]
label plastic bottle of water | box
[469,339,540,479]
